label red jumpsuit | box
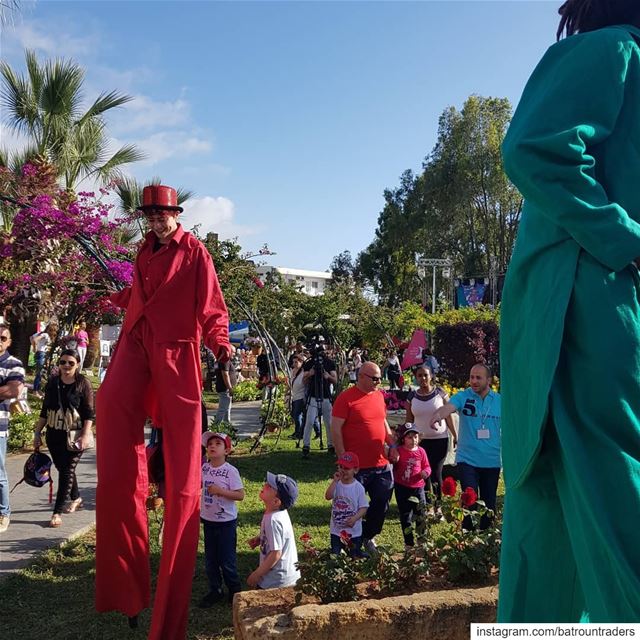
[95,225,230,639]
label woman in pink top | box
[392,423,431,547]
[75,322,89,372]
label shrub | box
[232,379,262,401]
[432,319,499,388]
[8,412,38,452]
[295,532,362,604]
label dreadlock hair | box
[557,0,640,40]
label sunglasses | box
[363,373,381,382]
[58,359,77,366]
[0,336,9,342]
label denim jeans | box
[215,390,232,424]
[0,435,9,516]
[355,466,394,541]
[202,518,241,594]
[457,462,500,530]
[33,351,46,392]
[302,398,333,448]
[330,533,364,557]
[290,398,305,438]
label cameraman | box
[301,343,337,457]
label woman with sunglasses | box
[33,349,95,527]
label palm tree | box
[0,49,145,189]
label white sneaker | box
[0,514,10,533]
[363,538,377,554]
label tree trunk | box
[5,308,38,370]
[84,324,101,369]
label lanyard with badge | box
[477,395,492,440]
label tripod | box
[301,352,333,457]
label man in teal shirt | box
[498,0,640,623]
[430,364,501,530]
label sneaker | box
[363,538,377,554]
[198,590,224,608]
[0,514,9,533]
[302,446,310,459]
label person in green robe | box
[498,0,640,623]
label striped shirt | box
[0,352,26,435]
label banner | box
[400,329,427,370]
[456,283,486,307]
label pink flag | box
[400,329,427,370]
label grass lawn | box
[0,430,421,640]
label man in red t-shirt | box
[331,361,397,552]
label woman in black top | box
[33,349,95,527]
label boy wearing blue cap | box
[247,472,300,589]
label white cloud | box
[0,124,31,157]
[135,131,213,165]
[180,196,262,241]
[111,95,191,135]
[4,20,96,58]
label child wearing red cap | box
[325,451,369,557]
[199,432,244,607]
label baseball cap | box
[201,431,232,449]
[336,451,360,469]
[266,471,298,509]
[397,423,420,439]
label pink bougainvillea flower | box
[442,476,457,497]
[461,487,478,507]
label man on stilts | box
[95,185,232,639]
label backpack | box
[11,449,54,503]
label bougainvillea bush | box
[0,162,134,335]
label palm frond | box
[88,144,146,184]
[78,90,134,125]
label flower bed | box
[234,480,500,639]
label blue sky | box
[1,1,558,271]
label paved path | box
[0,401,262,580]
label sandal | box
[49,514,62,527]
[63,497,83,514]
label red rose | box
[442,476,457,497]
[300,532,311,544]
[461,487,477,507]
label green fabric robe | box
[499,25,640,622]
[500,24,640,488]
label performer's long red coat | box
[95,225,230,639]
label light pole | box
[417,257,453,313]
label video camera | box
[305,334,326,362]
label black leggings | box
[420,438,449,503]
[394,484,426,546]
[46,428,83,514]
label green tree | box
[357,95,522,306]
[0,50,144,188]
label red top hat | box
[138,185,183,212]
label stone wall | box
[234,585,498,640]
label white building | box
[256,266,332,296]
